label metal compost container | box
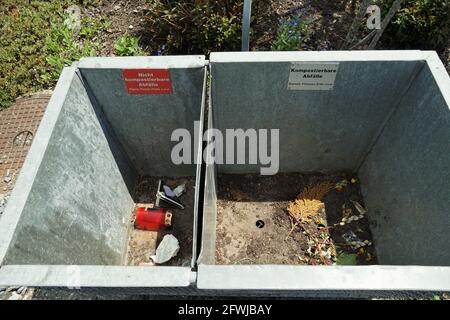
[0,56,206,291]
[197,51,450,294]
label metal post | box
[241,0,252,51]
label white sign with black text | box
[288,62,339,90]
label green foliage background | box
[145,0,243,55]
[0,0,106,108]
[377,0,450,50]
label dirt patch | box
[125,176,195,266]
[215,173,377,266]
[90,0,151,56]
[252,0,355,51]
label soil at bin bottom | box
[215,173,378,266]
[126,176,195,267]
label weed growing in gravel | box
[114,33,145,56]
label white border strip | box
[423,51,450,108]
[0,265,192,287]
[210,50,424,63]
[197,265,450,291]
[0,67,77,265]
[78,56,206,69]
[191,67,208,269]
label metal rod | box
[241,0,252,51]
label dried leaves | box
[287,181,334,223]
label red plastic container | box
[135,207,171,231]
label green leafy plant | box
[272,15,310,51]
[44,14,107,81]
[377,0,450,50]
[336,252,358,265]
[114,33,145,56]
[145,0,243,55]
[0,1,106,109]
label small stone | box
[339,222,345,226]
[128,25,134,30]
[8,292,22,300]
[154,234,180,264]
[17,287,26,294]
[3,178,11,183]
[351,201,367,215]
[133,9,139,13]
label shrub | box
[114,33,145,56]
[271,15,311,51]
[377,0,450,50]
[145,0,243,55]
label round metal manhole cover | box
[13,130,34,147]
[0,91,51,186]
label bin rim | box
[196,264,450,291]
[210,50,427,63]
[0,265,195,288]
[78,55,206,69]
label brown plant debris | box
[287,181,335,223]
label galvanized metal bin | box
[197,51,450,293]
[1,51,450,295]
[0,56,206,289]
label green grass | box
[0,0,107,109]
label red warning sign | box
[122,69,172,94]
